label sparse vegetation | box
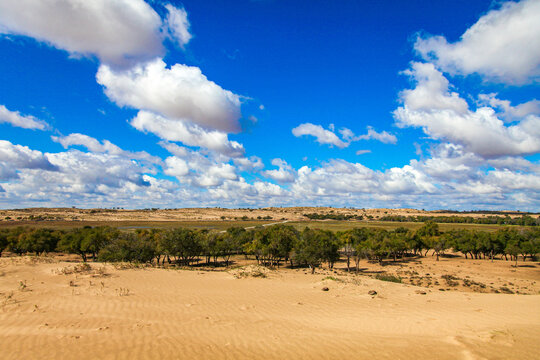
[0,221,537,277]
[375,274,402,283]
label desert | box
[2,0,540,359]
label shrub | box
[375,273,402,283]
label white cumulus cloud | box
[0,0,175,69]
[394,62,540,158]
[130,111,244,157]
[51,133,161,164]
[97,59,242,132]
[0,105,49,130]
[163,4,192,48]
[292,123,348,148]
[0,140,58,180]
[415,0,540,84]
[263,158,296,183]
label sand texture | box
[1,256,539,360]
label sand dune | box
[1,257,539,359]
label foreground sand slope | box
[1,259,539,360]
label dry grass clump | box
[111,262,146,270]
[229,265,269,279]
[54,263,108,277]
[0,291,15,310]
[115,287,130,296]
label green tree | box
[293,228,326,274]
[0,229,9,257]
[416,221,440,257]
[58,227,114,262]
[98,232,155,263]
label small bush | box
[375,274,402,283]
[499,286,514,294]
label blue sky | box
[0,0,539,211]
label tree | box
[347,228,372,271]
[428,233,450,261]
[98,232,156,263]
[384,232,408,262]
[248,225,299,267]
[293,228,326,274]
[58,227,114,262]
[269,225,298,267]
[17,229,60,255]
[6,227,28,255]
[317,229,340,269]
[136,229,164,265]
[416,221,440,257]
[217,232,236,267]
[0,229,8,257]
[339,231,355,272]
[521,228,540,261]
[201,230,221,265]
[165,228,203,266]
[371,231,388,264]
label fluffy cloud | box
[341,126,397,144]
[160,141,239,188]
[478,93,540,122]
[394,62,540,157]
[97,59,242,132]
[163,5,192,48]
[1,139,539,210]
[263,159,296,183]
[0,145,161,207]
[293,123,397,148]
[52,133,161,164]
[415,0,540,84]
[0,140,58,180]
[130,111,244,157]
[0,105,49,130]
[0,0,192,69]
[292,123,348,148]
[233,156,264,172]
[46,150,150,189]
[164,156,189,178]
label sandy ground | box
[1,207,537,223]
[1,256,539,360]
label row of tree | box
[0,222,538,271]
[378,214,539,226]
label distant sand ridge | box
[0,207,537,223]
